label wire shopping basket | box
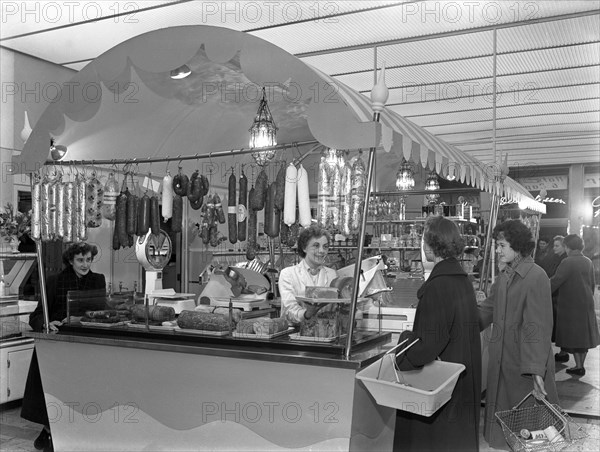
[495,391,588,452]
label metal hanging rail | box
[44,140,320,167]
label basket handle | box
[377,338,420,381]
[511,391,568,424]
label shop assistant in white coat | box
[279,226,338,323]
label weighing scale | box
[135,230,196,313]
[136,230,172,295]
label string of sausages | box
[31,148,366,253]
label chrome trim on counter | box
[26,330,394,369]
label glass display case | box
[0,252,38,403]
[65,280,389,355]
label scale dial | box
[135,230,172,271]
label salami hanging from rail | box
[31,175,42,240]
[161,171,173,221]
[101,172,119,221]
[350,153,367,234]
[283,163,297,226]
[86,172,104,228]
[297,165,311,228]
[228,172,237,244]
[237,169,248,242]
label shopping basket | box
[356,338,466,417]
[495,391,588,452]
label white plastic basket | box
[356,339,465,417]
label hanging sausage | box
[283,163,297,226]
[101,172,119,220]
[161,171,173,221]
[55,177,65,240]
[237,168,248,241]
[317,150,331,229]
[350,153,367,234]
[228,172,237,244]
[297,164,311,228]
[341,153,353,237]
[63,181,75,243]
[86,171,104,228]
[31,175,42,240]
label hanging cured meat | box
[297,165,311,228]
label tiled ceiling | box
[1,0,599,167]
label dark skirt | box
[20,349,49,427]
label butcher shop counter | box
[26,327,396,451]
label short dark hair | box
[297,226,330,258]
[493,220,535,256]
[564,234,584,251]
[62,242,99,267]
[538,236,550,244]
[423,216,464,259]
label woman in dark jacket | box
[550,234,599,376]
[22,242,106,451]
[394,216,481,452]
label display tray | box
[232,327,295,340]
[289,333,346,343]
[296,297,369,305]
[80,320,130,328]
[173,327,230,336]
[127,323,176,332]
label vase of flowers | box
[0,203,32,253]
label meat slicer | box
[198,266,270,307]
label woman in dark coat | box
[478,220,558,450]
[544,236,568,358]
[394,216,481,452]
[550,234,599,376]
[21,242,106,451]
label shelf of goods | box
[1,252,39,404]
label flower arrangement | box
[0,203,31,240]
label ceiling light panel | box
[440,123,600,142]
[336,57,494,92]
[255,1,600,56]
[0,1,176,39]
[498,14,600,53]
[498,43,600,73]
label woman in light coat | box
[550,234,599,376]
[478,220,558,450]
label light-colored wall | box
[1,48,142,292]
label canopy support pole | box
[31,174,50,334]
[345,115,379,360]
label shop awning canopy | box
[16,25,545,213]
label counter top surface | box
[26,328,395,369]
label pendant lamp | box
[249,87,278,166]
[424,170,440,203]
[396,158,415,191]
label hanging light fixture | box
[249,87,278,166]
[396,158,415,191]
[170,64,191,79]
[424,170,440,203]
